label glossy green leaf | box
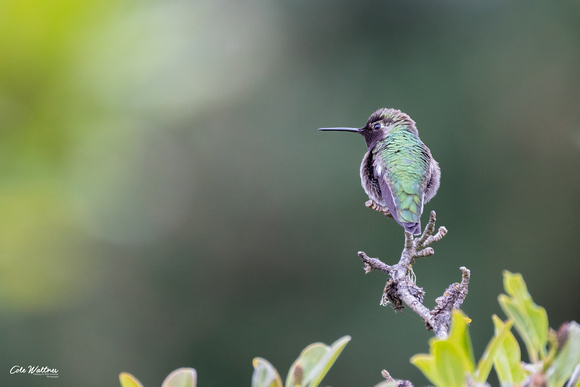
[119,372,144,387]
[447,310,475,372]
[491,315,527,384]
[308,335,350,387]
[285,335,350,387]
[548,322,580,387]
[474,316,514,383]
[411,311,475,386]
[286,344,326,386]
[161,368,197,387]
[252,357,283,387]
[433,340,468,387]
[411,353,445,386]
[499,271,548,362]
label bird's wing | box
[377,169,423,227]
[375,134,431,227]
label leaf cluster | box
[252,335,351,387]
[118,272,580,387]
[410,271,580,387]
[120,368,196,387]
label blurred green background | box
[0,0,579,386]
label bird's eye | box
[373,123,381,130]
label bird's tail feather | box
[404,222,421,236]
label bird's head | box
[319,108,418,149]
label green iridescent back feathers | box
[373,129,430,224]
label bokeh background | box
[0,0,579,386]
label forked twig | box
[358,208,469,339]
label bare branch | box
[381,369,414,387]
[358,251,392,274]
[414,210,438,249]
[428,267,471,337]
[357,210,469,339]
[414,247,434,258]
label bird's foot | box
[365,200,393,218]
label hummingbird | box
[319,108,440,235]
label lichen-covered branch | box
[381,369,414,387]
[358,208,469,339]
[429,266,471,338]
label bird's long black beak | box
[318,127,362,133]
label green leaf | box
[474,316,515,383]
[490,315,527,384]
[545,328,559,369]
[447,310,476,372]
[499,271,548,362]
[285,335,350,387]
[547,322,580,387]
[252,358,283,387]
[411,353,445,387]
[286,344,326,386]
[433,340,468,387]
[119,372,144,387]
[161,368,197,387]
[411,311,475,387]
